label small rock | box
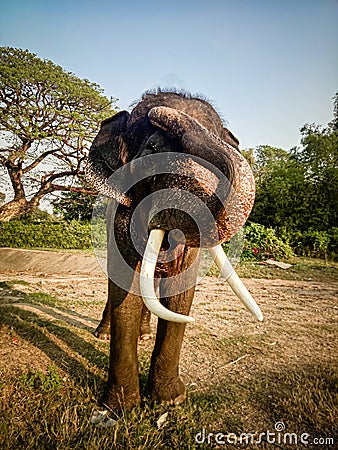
[156,411,168,429]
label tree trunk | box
[0,184,96,222]
[0,197,40,222]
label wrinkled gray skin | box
[85,90,254,410]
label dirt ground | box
[0,247,337,389]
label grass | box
[204,255,338,283]
[236,256,338,282]
[1,355,336,449]
[0,280,101,312]
[0,281,58,304]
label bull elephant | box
[85,90,263,411]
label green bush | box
[282,228,338,260]
[1,218,336,261]
[238,222,294,261]
[0,220,93,250]
[328,227,338,259]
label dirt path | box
[1,248,337,386]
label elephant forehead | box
[152,157,220,195]
[130,92,224,136]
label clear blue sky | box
[1,0,337,150]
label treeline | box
[242,97,338,260]
[3,214,336,260]
[1,105,337,260]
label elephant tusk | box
[140,229,195,323]
[208,245,263,322]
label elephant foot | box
[139,318,152,342]
[139,333,153,342]
[148,376,186,405]
[100,386,141,412]
[94,323,111,340]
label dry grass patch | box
[0,257,337,449]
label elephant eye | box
[145,139,157,152]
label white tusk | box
[208,245,263,322]
[140,229,195,323]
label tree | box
[292,122,338,231]
[240,148,254,168]
[248,145,301,229]
[51,188,96,221]
[250,93,338,233]
[0,47,116,221]
[17,207,54,223]
[332,92,338,131]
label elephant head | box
[85,91,263,323]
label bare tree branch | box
[22,148,60,173]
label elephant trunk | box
[147,106,255,246]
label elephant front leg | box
[147,285,196,405]
[101,280,143,411]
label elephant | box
[85,90,263,411]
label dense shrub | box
[280,227,338,260]
[1,219,336,261]
[0,220,93,250]
[223,222,294,261]
[241,223,337,261]
[328,228,338,259]
[242,222,294,260]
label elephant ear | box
[222,127,240,151]
[85,111,131,206]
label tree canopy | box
[250,93,338,235]
[51,189,96,222]
[0,47,116,221]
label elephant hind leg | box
[139,304,153,341]
[95,295,152,341]
[94,324,111,341]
